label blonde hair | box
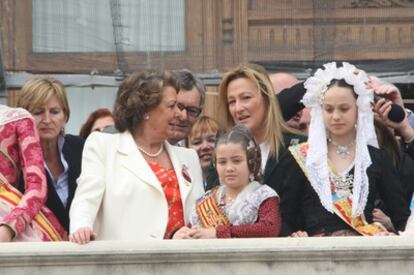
[18,77,70,121]
[217,63,290,158]
[186,115,221,147]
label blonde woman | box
[186,115,221,188]
[207,63,305,236]
[18,77,85,233]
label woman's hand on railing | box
[290,230,309,237]
[0,225,14,242]
[189,225,217,239]
[172,226,193,239]
[372,208,396,233]
[69,227,96,244]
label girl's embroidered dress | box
[289,142,392,236]
[280,62,410,236]
[190,182,281,238]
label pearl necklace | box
[328,138,355,159]
[137,143,164,158]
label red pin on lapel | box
[181,164,192,184]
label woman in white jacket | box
[69,70,204,244]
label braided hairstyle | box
[213,124,262,182]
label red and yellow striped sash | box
[0,175,63,241]
[289,143,387,236]
[196,188,229,228]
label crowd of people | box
[1,61,414,243]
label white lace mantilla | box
[302,62,378,217]
[190,182,278,226]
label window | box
[32,0,185,53]
[65,86,117,135]
[6,0,204,73]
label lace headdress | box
[302,62,378,217]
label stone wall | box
[1,237,414,275]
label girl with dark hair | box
[208,63,305,236]
[174,125,281,239]
[287,62,410,237]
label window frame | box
[10,0,204,73]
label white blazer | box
[69,131,204,240]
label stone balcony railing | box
[1,237,414,275]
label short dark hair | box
[113,70,177,133]
[176,69,205,109]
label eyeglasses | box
[176,102,201,118]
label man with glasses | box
[168,69,205,146]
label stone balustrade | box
[1,237,414,274]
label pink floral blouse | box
[0,105,48,236]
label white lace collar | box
[216,182,277,226]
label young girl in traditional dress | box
[174,125,281,239]
[287,62,410,237]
